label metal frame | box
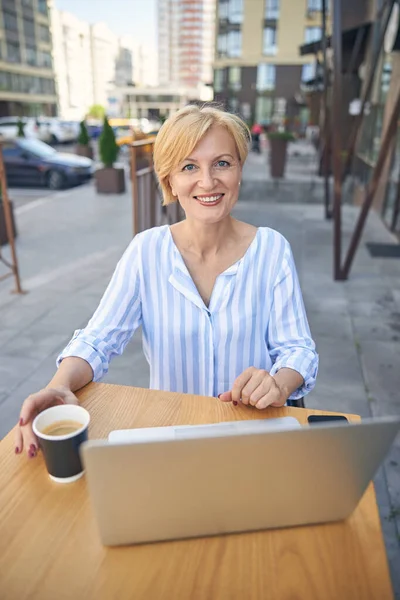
[0,142,23,294]
[326,0,399,280]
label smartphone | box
[307,415,348,425]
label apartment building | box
[0,0,57,117]
[213,0,331,126]
[158,0,216,90]
[51,8,94,120]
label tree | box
[17,118,25,137]
[87,104,106,120]
[77,120,90,146]
[99,116,119,168]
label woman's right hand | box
[15,386,79,458]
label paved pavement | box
[1,145,400,594]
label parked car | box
[2,138,93,190]
[0,117,52,142]
[39,118,79,144]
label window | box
[23,18,35,40]
[228,0,243,24]
[38,0,48,15]
[228,66,241,90]
[2,143,22,158]
[3,11,18,32]
[21,0,34,6]
[305,27,322,43]
[218,0,228,20]
[217,33,227,57]
[38,24,50,43]
[214,69,225,92]
[26,46,37,66]
[38,50,52,68]
[265,0,279,20]
[301,63,316,83]
[257,64,275,91]
[307,0,323,10]
[227,30,241,57]
[263,27,277,55]
[6,41,21,63]
[255,96,274,124]
[229,97,239,112]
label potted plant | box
[267,131,295,178]
[76,120,93,159]
[95,116,125,194]
[17,118,25,138]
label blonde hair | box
[153,104,251,205]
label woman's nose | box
[198,168,216,189]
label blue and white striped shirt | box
[58,225,318,400]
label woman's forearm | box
[46,356,94,393]
[272,367,304,405]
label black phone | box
[308,415,348,425]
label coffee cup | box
[32,404,90,483]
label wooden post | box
[0,141,24,294]
[130,143,139,236]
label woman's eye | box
[216,160,230,168]
[182,164,196,171]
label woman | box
[15,105,318,457]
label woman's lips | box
[194,193,224,205]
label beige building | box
[214,0,331,127]
[0,0,57,117]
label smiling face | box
[169,125,242,224]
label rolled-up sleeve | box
[268,241,318,399]
[57,236,142,381]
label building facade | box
[213,0,331,127]
[158,0,216,89]
[51,7,94,121]
[0,0,57,117]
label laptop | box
[80,415,400,546]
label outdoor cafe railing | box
[130,138,184,236]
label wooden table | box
[0,383,393,600]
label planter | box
[269,138,289,178]
[95,167,126,194]
[76,144,94,160]
[0,199,17,246]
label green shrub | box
[77,120,90,145]
[268,131,296,142]
[99,116,119,168]
[17,118,25,137]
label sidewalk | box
[0,151,399,594]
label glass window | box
[228,66,241,90]
[229,97,239,112]
[217,33,227,57]
[218,0,229,19]
[23,18,35,40]
[214,68,225,92]
[228,0,243,24]
[307,0,323,10]
[305,27,322,43]
[6,41,21,63]
[38,50,52,68]
[257,64,275,91]
[0,72,11,90]
[38,24,50,43]
[3,11,18,32]
[19,138,56,158]
[38,0,48,14]
[227,30,241,57]
[2,143,22,158]
[256,96,274,124]
[263,27,277,55]
[26,46,37,66]
[301,63,315,82]
[21,0,34,6]
[265,0,279,20]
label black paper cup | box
[33,405,90,483]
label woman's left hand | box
[218,367,285,409]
